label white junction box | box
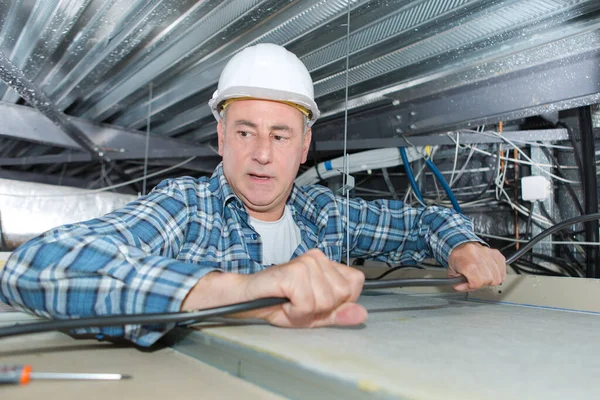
[521,175,551,202]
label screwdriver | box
[0,364,131,385]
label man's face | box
[217,99,312,221]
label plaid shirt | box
[0,163,481,346]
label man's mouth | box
[249,173,272,180]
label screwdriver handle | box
[0,364,31,385]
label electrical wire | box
[538,144,584,215]
[556,121,584,181]
[424,157,461,213]
[460,145,501,203]
[449,131,460,187]
[400,147,425,204]
[453,141,580,184]
[381,167,398,200]
[365,265,425,281]
[403,150,431,207]
[0,277,467,339]
[505,213,600,264]
[5,213,600,339]
[142,83,153,196]
[450,145,476,188]
[475,232,600,246]
[342,0,351,268]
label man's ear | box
[301,128,312,164]
[217,119,225,157]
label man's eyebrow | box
[233,119,258,129]
[270,124,291,132]
[233,120,292,132]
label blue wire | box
[425,158,462,214]
[399,147,425,205]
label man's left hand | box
[447,242,506,292]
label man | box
[0,44,505,347]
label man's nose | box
[251,136,273,164]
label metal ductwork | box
[0,179,136,250]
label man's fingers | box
[493,251,507,285]
[332,262,365,303]
[276,249,367,326]
[448,243,507,291]
[311,302,368,328]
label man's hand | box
[447,242,506,292]
[181,249,367,328]
[242,249,367,327]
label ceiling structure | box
[0,0,599,192]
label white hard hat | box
[209,43,320,126]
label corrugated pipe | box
[0,179,137,250]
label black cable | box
[530,252,581,278]
[310,140,324,183]
[362,276,466,289]
[511,260,563,277]
[556,121,584,182]
[0,208,8,252]
[538,202,557,225]
[578,106,599,278]
[537,202,586,275]
[4,213,600,340]
[526,202,534,240]
[506,213,600,265]
[365,265,425,281]
[460,145,500,203]
[0,277,467,339]
[0,297,288,339]
[538,144,584,215]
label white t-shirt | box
[249,206,301,265]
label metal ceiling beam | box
[313,31,600,141]
[312,129,569,152]
[153,105,212,136]
[0,101,214,156]
[0,148,220,167]
[0,49,113,166]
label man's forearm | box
[180,271,251,311]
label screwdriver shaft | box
[30,372,131,380]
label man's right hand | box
[242,249,367,327]
[181,249,367,328]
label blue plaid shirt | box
[0,163,481,346]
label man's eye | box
[274,135,289,141]
[238,131,250,137]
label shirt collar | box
[287,184,321,228]
[208,162,242,211]
[209,161,322,226]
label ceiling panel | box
[0,0,598,180]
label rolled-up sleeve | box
[0,179,218,346]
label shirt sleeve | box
[0,179,220,347]
[337,197,486,267]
